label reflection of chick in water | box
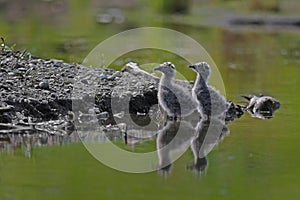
[189,118,229,174]
[156,120,195,175]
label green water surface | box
[0,1,300,200]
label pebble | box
[0,67,6,72]
[39,81,50,90]
[49,93,57,99]
[18,68,27,72]
[6,80,14,84]
[100,75,108,81]
[64,89,71,93]
[28,63,36,67]
[41,100,48,104]
[148,85,155,89]
[81,79,88,84]
[107,76,115,81]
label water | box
[1,1,300,200]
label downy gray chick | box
[154,62,197,120]
[189,62,228,119]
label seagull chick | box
[189,62,228,119]
[154,62,197,120]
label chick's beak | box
[189,65,195,69]
[154,65,163,71]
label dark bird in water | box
[225,101,245,123]
[154,62,197,120]
[242,95,280,119]
[189,62,228,120]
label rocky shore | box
[0,48,158,130]
[0,43,249,143]
[0,42,284,158]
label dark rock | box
[39,81,50,90]
[230,17,300,27]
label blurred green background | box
[1,0,300,200]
